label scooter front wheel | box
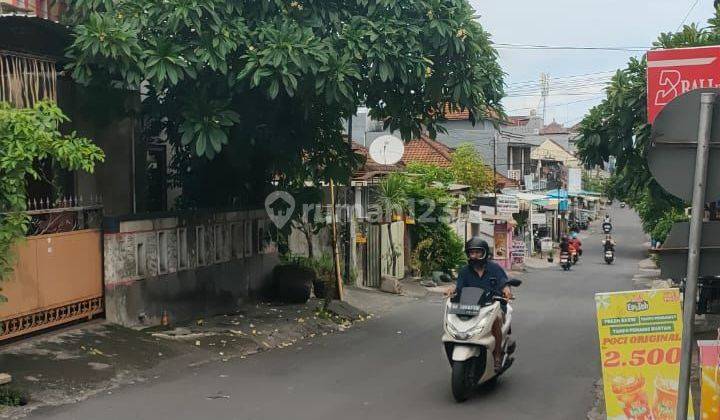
[451,360,474,402]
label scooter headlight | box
[447,316,489,340]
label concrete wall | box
[103,209,279,327]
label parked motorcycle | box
[442,279,522,402]
[604,249,615,264]
[560,251,571,271]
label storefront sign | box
[595,289,693,419]
[531,212,547,226]
[698,340,720,420]
[496,195,520,214]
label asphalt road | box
[34,205,645,420]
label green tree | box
[64,0,505,207]
[575,13,720,238]
[0,101,104,301]
[376,173,407,276]
[450,143,493,194]
[391,163,465,275]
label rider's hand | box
[444,285,456,298]
[502,286,513,300]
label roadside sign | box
[647,46,720,123]
[595,289,693,419]
[511,240,525,265]
[647,89,720,202]
[540,238,552,252]
[568,168,582,193]
[697,341,720,420]
[496,195,520,214]
[530,212,546,226]
[656,221,720,279]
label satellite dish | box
[369,135,404,165]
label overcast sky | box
[469,0,717,126]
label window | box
[256,220,264,254]
[177,228,188,269]
[214,225,225,263]
[136,242,146,277]
[196,226,206,266]
[244,220,253,257]
[157,231,168,274]
[231,223,243,259]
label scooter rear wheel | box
[451,360,474,402]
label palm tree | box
[376,174,407,277]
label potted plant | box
[547,249,555,263]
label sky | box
[470,0,717,127]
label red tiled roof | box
[442,104,503,122]
[402,136,454,167]
[540,121,570,135]
[494,172,519,189]
[504,115,531,127]
[443,103,471,121]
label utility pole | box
[493,131,498,215]
[345,116,353,287]
[540,73,550,124]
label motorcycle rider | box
[569,231,582,257]
[559,235,570,254]
[603,235,616,251]
[445,237,512,370]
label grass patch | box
[0,387,28,407]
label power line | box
[676,0,701,32]
[506,75,613,90]
[505,70,617,87]
[494,43,648,52]
[504,96,604,114]
[506,92,606,98]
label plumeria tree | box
[64,0,505,207]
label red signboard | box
[647,46,720,123]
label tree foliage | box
[0,101,104,301]
[450,143,493,194]
[64,0,505,207]
[575,12,720,237]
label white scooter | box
[604,248,615,264]
[442,279,522,402]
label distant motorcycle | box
[604,249,615,264]
[560,251,571,271]
[602,222,612,234]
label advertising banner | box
[698,340,720,420]
[595,289,692,419]
[647,46,720,123]
[493,222,508,260]
[568,168,582,193]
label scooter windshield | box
[458,287,487,305]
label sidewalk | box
[0,294,385,419]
